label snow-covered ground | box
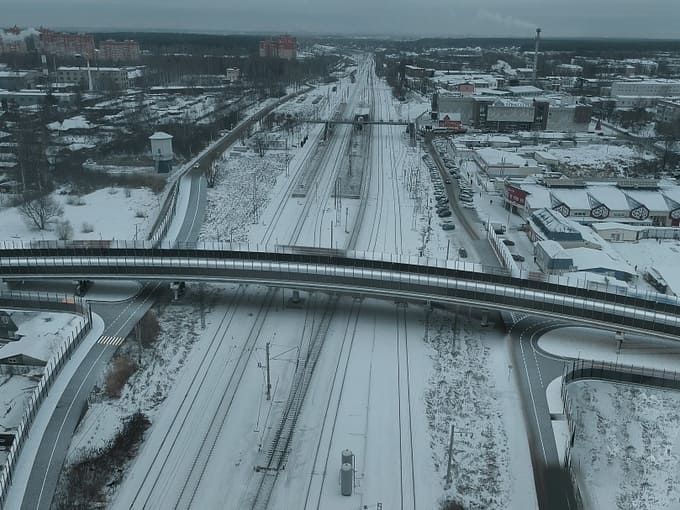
[607,238,680,295]
[547,143,655,169]
[0,187,160,241]
[566,380,680,510]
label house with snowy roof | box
[0,336,50,367]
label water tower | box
[149,131,173,173]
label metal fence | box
[0,295,92,508]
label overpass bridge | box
[1,242,679,340]
[299,119,411,126]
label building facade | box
[39,29,95,59]
[56,66,129,91]
[259,35,297,60]
[611,79,680,98]
[99,40,140,62]
[504,178,680,227]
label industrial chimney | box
[533,28,541,83]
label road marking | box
[35,285,158,510]
[519,325,549,464]
[97,335,125,346]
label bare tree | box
[19,195,64,230]
[56,219,74,240]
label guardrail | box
[0,294,92,508]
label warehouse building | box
[504,178,680,227]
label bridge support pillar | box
[288,289,305,308]
[615,330,625,353]
[480,311,489,327]
[170,281,186,300]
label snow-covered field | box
[607,238,680,295]
[547,143,654,169]
[200,151,287,243]
[566,380,680,510]
[0,187,160,241]
[424,309,511,509]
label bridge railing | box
[1,242,679,328]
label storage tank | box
[340,463,353,496]
[341,449,353,467]
[149,131,174,173]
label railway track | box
[301,298,362,510]
[121,285,274,509]
[249,295,338,510]
[173,288,277,509]
[248,57,376,510]
[396,303,417,510]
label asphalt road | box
[508,314,579,510]
[21,285,161,510]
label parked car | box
[502,239,515,246]
[441,223,456,231]
[459,195,473,203]
[512,253,525,262]
[438,210,452,218]
[461,202,475,209]
[458,247,468,258]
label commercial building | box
[504,178,680,227]
[474,148,540,178]
[0,89,77,107]
[657,100,680,123]
[259,35,297,60]
[0,71,38,91]
[435,93,591,132]
[611,79,680,98]
[56,66,129,91]
[99,39,140,62]
[431,72,502,93]
[39,29,95,59]
[225,68,241,83]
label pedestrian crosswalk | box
[98,335,125,346]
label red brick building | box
[259,35,296,60]
[39,29,95,59]
[99,39,140,62]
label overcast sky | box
[5,0,680,39]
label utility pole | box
[136,323,142,364]
[446,423,455,486]
[265,342,272,400]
